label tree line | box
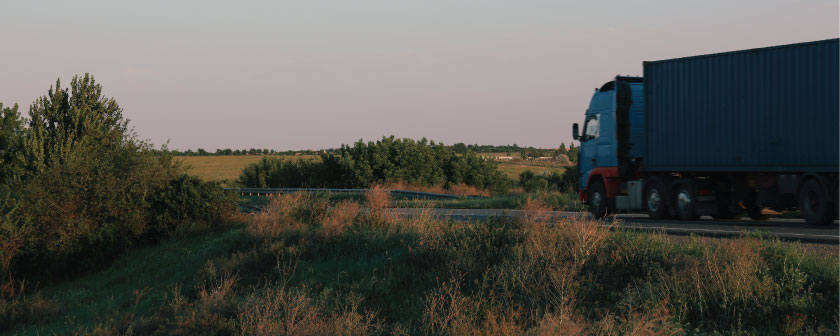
[170,148,339,156]
[238,136,512,193]
[452,142,578,158]
[170,143,580,161]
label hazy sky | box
[1,1,837,150]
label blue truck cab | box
[574,77,644,213]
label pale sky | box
[1,1,837,150]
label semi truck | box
[572,38,839,225]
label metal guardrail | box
[225,188,484,199]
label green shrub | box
[238,157,332,188]
[237,136,511,193]
[147,175,238,237]
[546,164,578,192]
[519,170,547,192]
[0,74,233,283]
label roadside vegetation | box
[4,74,833,335]
[5,191,837,335]
[0,75,238,331]
[237,136,513,194]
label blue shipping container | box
[643,38,839,173]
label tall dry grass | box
[508,198,611,314]
[378,181,491,197]
[416,197,689,335]
[248,192,330,239]
[360,186,393,231]
[238,284,381,336]
[38,193,837,335]
[321,201,360,238]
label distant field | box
[179,155,567,185]
[497,161,566,179]
[476,153,570,179]
[178,155,319,184]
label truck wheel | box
[644,181,668,220]
[675,184,699,221]
[712,193,740,220]
[746,204,768,221]
[799,179,832,225]
[832,181,838,220]
[588,180,610,219]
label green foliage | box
[519,170,547,192]
[22,75,129,175]
[5,196,837,334]
[238,157,331,188]
[0,74,236,284]
[444,151,510,193]
[567,143,579,164]
[517,165,579,193]
[147,175,238,237]
[547,164,579,192]
[238,136,511,193]
[0,103,25,184]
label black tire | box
[674,183,699,221]
[711,192,740,220]
[799,179,832,225]
[746,204,769,221]
[588,180,609,219]
[644,180,669,220]
[832,181,838,220]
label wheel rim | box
[805,189,820,213]
[677,189,692,213]
[591,191,602,210]
[647,189,661,213]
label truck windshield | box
[582,114,599,140]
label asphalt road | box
[387,208,840,245]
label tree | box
[0,103,24,183]
[23,74,129,174]
[452,143,468,154]
[0,74,234,282]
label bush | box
[238,136,511,193]
[519,170,548,192]
[0,75,236,283]
[555,164,579,192]
[147,175,238,237]
[238,157,330,189]
[517,165,579,193]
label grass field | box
[179,155,568,185]
[496,162,566,179]
[6,194,837,335]
[177,155,319,185]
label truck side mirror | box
[572,123,580,140]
